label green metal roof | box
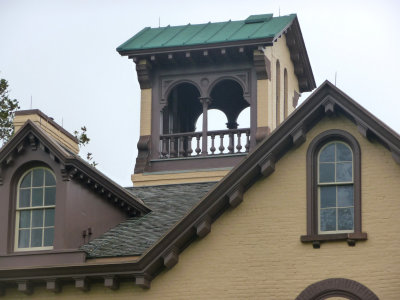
[117,13,296,53]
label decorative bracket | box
[196,216,211,238]
[136,59,152,89]
[227,185,244,208]
[104,276,119,290]
[135,274,152,289]
[46,279,61,293]
[259,154,276,177]
[163,246,179,269]
[253,50,271,80]
[291,125,306,148]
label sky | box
[0,0,399,186]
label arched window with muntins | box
[318,141,354,233]
[301,130,367,247]
[15,167,56,251]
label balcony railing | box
[159,128,250,158]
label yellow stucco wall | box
[131,168,230,186]
[139,88,152,136]
[13,114,79,154]
[4,116,400,299]
[262,34,300,131]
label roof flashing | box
[244,14,273,24]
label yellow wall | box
[4,116,400,299]
[139,88,152,136]
[132,168,230,186]
[13,114,79,154]
[262,34,300,131]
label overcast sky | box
[1,0,399,186]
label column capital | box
[199,97,212,106]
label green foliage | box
[0,78,20,146]
[74,126,98,167]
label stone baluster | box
[161,137,168,158]
[195,134,201,155]
[170,137,176,157]
[178,137,185,157]
[228,132,234,154]
[219,133,225,154]
[210,134,216,155]
[187,136,193,156]
[245,130,250,152]
[236,132,242,153]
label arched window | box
[275,60,281,125]
[301,130,367,247]
[318,142,353,233]
[15,167,56,251]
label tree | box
[74,126,98,167]
[0,78,20,147]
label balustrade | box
[159,128,250,159]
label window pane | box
[31,229,43,247]
[319,144,335,162]
[18,229,30,248]
[320,208,336,232]
[32,209,44,227]
[20,172,32,188]
[32,188,44,206]
[338,208,354,230]
[337,186,354,207]
[319,163,335,183]
[336,162,352,182]
[336,143,352,161]
[320,186,336,208]
[32,169,44,187]
[45,187,56,206]
[45,209,55,227]
[44,228,54,247]
[45,170,56,186]
[19,210,31,228]
[19,189,30,207]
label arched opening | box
[210,79,249,130]
[296,278,378,300]
[237,107,250,129]
[276,60,281,125]
[162,82,202,134]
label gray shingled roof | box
[81,182,216,258]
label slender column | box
[199,97,211,156]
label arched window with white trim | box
[15,167,56,251]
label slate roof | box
[81,182,216,258]
[117,13,296,53]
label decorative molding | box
[255,126,270,144]
[135,59,152,89]
[196,216,211,238]
[46,279,61,293]
[134,135,151,174]
[135,274,151,289]
[28,133,37,150]
[292,91,300,108]
[163,247,179,269]
[74,277,89,292]
[104,276,119,290]
[17,281,33,295]
[322,96,335,115]
[291,125,306,147]
[227,185,244,208]
[253,50,271,80]
[259,155,275,177]
[296,278,379,300]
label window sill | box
[300,232,367,248]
